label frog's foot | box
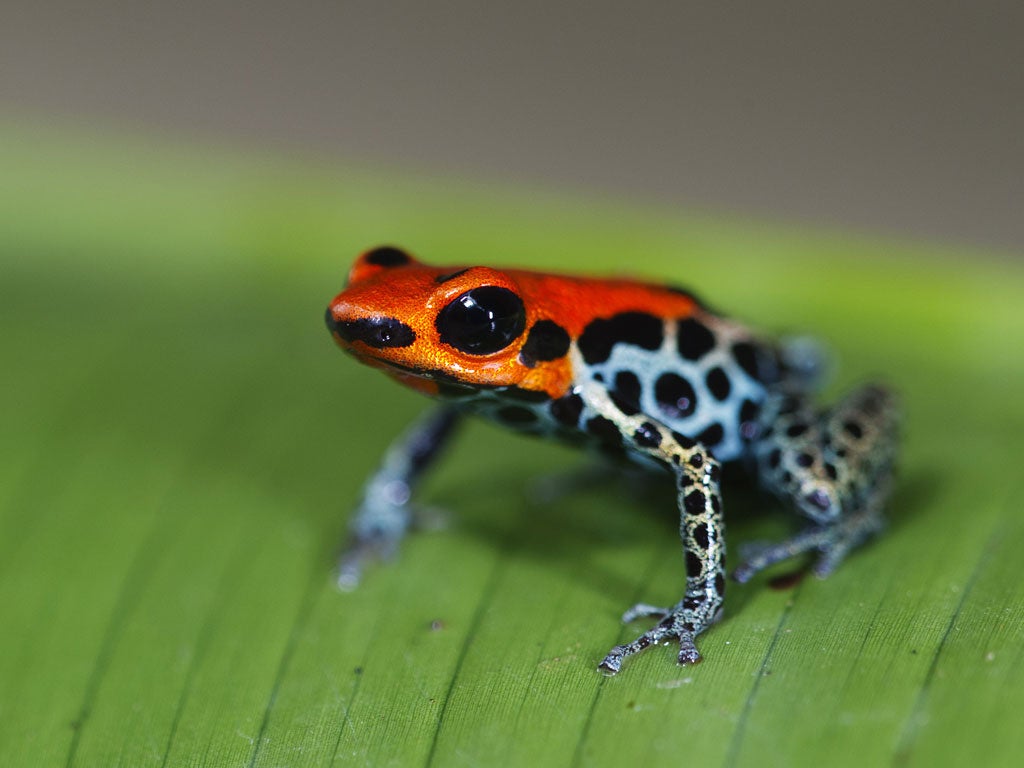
[733,502,886,584]
[598,599,720,675]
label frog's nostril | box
[326,308,416,349]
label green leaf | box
[1,126,1022,767]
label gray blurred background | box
[3,1,1021,252]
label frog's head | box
[326,247,571,398]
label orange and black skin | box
[326,246,900,674]
[328,246,703,401]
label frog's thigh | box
[739,384,898,580]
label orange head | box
[326,246,573,398]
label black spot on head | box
[786,423,809,438]
[689,453,703,468]
[328,312,416,348]
[496,406,538,425]
[824,462,838,480]
[586,416,623,449]
[435,268,470,284]
[519,320,571,367]
[611,371,643,416]
[796,452,814,468]
[696,422,724,448]
[364,246,411,267]
[676,317,716,360]
[634,422,662,448]
[655,373,698,419]
[550,393,583,427]
[577,312,663,365]
[767,448,782,469]
[436,286,526,355]
[706,367,731,401]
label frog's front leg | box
[736,384,899,582]
[337,405,461,590]
[577,384,725,674]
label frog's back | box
[435,266,787,464]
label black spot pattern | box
[692,523,709,549]
[684,490,706,515]
[550,394,583,427]
[715,572,727,596]
[696,422,724,448]
[685,550,703,577]
[611,371,643,416]
[634,422,662,448]
[671,431,697,450]
[655,373,698,419]
[706,366,731,400]
[364,246,410,267]
[731,341,762,382]
[676,317,716,360]
[577,312,663,365]
[519,320,571,367]
[843,420,864,439]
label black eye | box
[436,286,526,355]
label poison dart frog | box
[325,246,899,674]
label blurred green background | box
[2,128,1023,767]
[2,3,1023,766]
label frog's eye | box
[436,286,526,355]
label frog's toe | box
[620,602,671,623]
[598,599,717,674]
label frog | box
[325,245,899,674]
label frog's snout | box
[325,305,416,349]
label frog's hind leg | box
[737,384,899,583]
